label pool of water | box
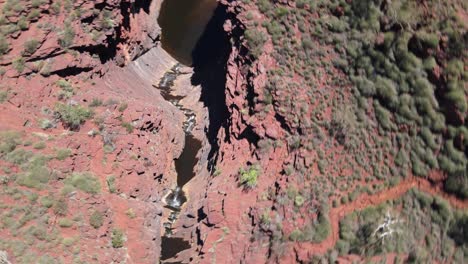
[160,236,191,261]
[157,0,218,65]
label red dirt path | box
[294,176,468,260]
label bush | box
[106,175,116,193]
[89,98,102,107]
[257,0,272,14]
[0,34,9,55]
[0,131,21,155]
[12,57,25,74]
[239,165,259,189]
[55,103,93,130]
[53,197,68,216]
[89,210,104,229]
[58,218,73,228]
[118,103,128,112]
[111,228,124,248]
[5,149,33,165]
[245,29,267,58]
[121,122,134,133]
[448,212,468,246]
[289,229,304,241]
[56,79,74,99]
[294,195,305,207]
[444,172,468,199]
[55,148,72,160]
[33,141,46,150]
[58,23,75,48]
[0,90,7,103]
[23,39,39,56]
[16,163,50,189]
[64,172,101,194]
[40,196,54,208]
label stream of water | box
[157,0,218,261]
[157,65,201,262]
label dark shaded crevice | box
[120,1,131,30]
[238,125,260,146]
[191,4,239,169]
[274,113,292,134]
[70,44,113,63]
[132,0,152,14]
[245,72,257,115]
[197,207,207,222]
[50,66,93,77]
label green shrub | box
[39,119,54,130]
[33,141,46,150]
[111,228,124,248]
[17,15,28,30]
[55,148,72,160]
[444,172,468,199]
[294,195,305,207]
[53,197,68,216]
[0,131,21,155]
[100,10,114,30]
[445,89,467,114]
[64,172,101,194]
[448,212,468,246]
[118,103,128,112]
[58,23,75,48]
[27,9,41,21]
[12,57,25,74]
[40,195,54,208]
[0,34,9,55]
[257,0,272,14]
[244,29,267,58]
[106,175,116,193]
[239,165,259,189]
[23,39,40,56]
[58,218,73,228]
[16,156,50,189]
[55,103,93,130]
[61,237,75,247]
[312,213,331,242]
[415,31,439,49]
[56,79,74,99]
[5,149,33,165]
[121,122,134,133]
[89,98,102,107]
[289,229,304,241]
[89,210,104,229]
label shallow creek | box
[157,65,201,262]
[157,0,218,261]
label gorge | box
[0,0,466,263]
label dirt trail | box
[295,177,468,259]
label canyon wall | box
[0,0,192,262]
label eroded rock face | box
[0,0,191,263]
[171,1,468,263]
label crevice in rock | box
[191,3,240,169]
[50,66,94,77]
[132,0,153,14]
[238,125,260,146]
[274,113,292,134]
